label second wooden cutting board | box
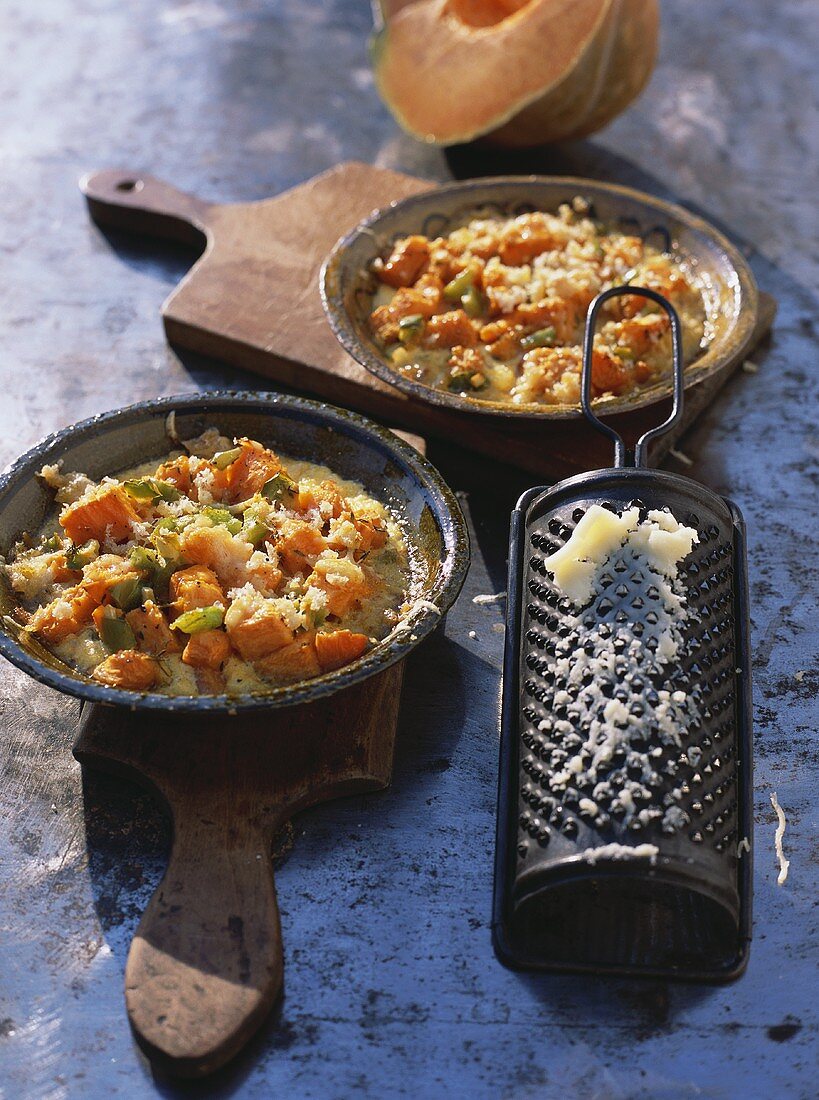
[81,162,774,479]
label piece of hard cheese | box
[630,523,699,576]
[543,505,639,603]
[542,504,699,605]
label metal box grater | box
[492,287,753,982]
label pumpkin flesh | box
[372,0,659,147]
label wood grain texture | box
[81,163,776,481]
[73,659,404,1077]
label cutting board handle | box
[124,797,283,1078]
[80,168,211,247]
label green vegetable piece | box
[41,534,62,552]
[109,575,143,612]
[261,472,298,503]
[613,345,634,359]
[460,285,485,319]
[173,605,225,635]
[99,614,136,652]
[65,540,99,570]
[150,519,182,563]
[213,446,242,470]
[130,546,174,593]
[202,507,242,535]
[397,314,425,345]
[242,516,270,547]
[129,546,161,574]
[447,371,475,393]
[123,478,157,501]
[520,326,557,351]
[123,477,180,504]
[308,606,328,629]
[443,269,474,302]
[154,480,181,502]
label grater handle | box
[581,286,685,468]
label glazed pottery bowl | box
[0,392,469,712]
[321,175,759,420]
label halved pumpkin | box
[371,0,659,147]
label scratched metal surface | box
[0,0,816,1096]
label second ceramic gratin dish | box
[320,175,759,420]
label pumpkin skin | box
[371,0,659,148]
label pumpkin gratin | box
[2,429,411,696]
[367,199,706,407]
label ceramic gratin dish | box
[0,392,469,712]
[320,176,759,420]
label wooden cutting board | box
[73,668,403,1078]
[72,431,423,1079]
[81,162,775,479]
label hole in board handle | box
[115,179,144,193]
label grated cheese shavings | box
[581,843,659,866]
[472,592,507,606]
[770,792,790,885]
[533,504,703,831]
[669,447,694,467]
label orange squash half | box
[371,0,659,147]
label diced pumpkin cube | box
[27,585,97,642]
[81,554,141,601]
[591,347,631,395]
[295,479,346,520]
[423,309,478,349]
[374,235,430,288]
[181,524,248,583]
[92,650,159,691]
[169,565,225,613]
[255,637,321,684]
[315,630,369,672]
[181,629,232,670]
[154,455,193,495]
[225,602,294,660]
[126,601,180,656]
[306,554,372,617]
[225,439,282,503]
[61,485,141,545]
[352,507,388,554]
[181,524,283,595]
[498,226,558,266]
[275,520,327,575]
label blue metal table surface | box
[0,1,816,1096]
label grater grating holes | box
[516,502,739,861]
